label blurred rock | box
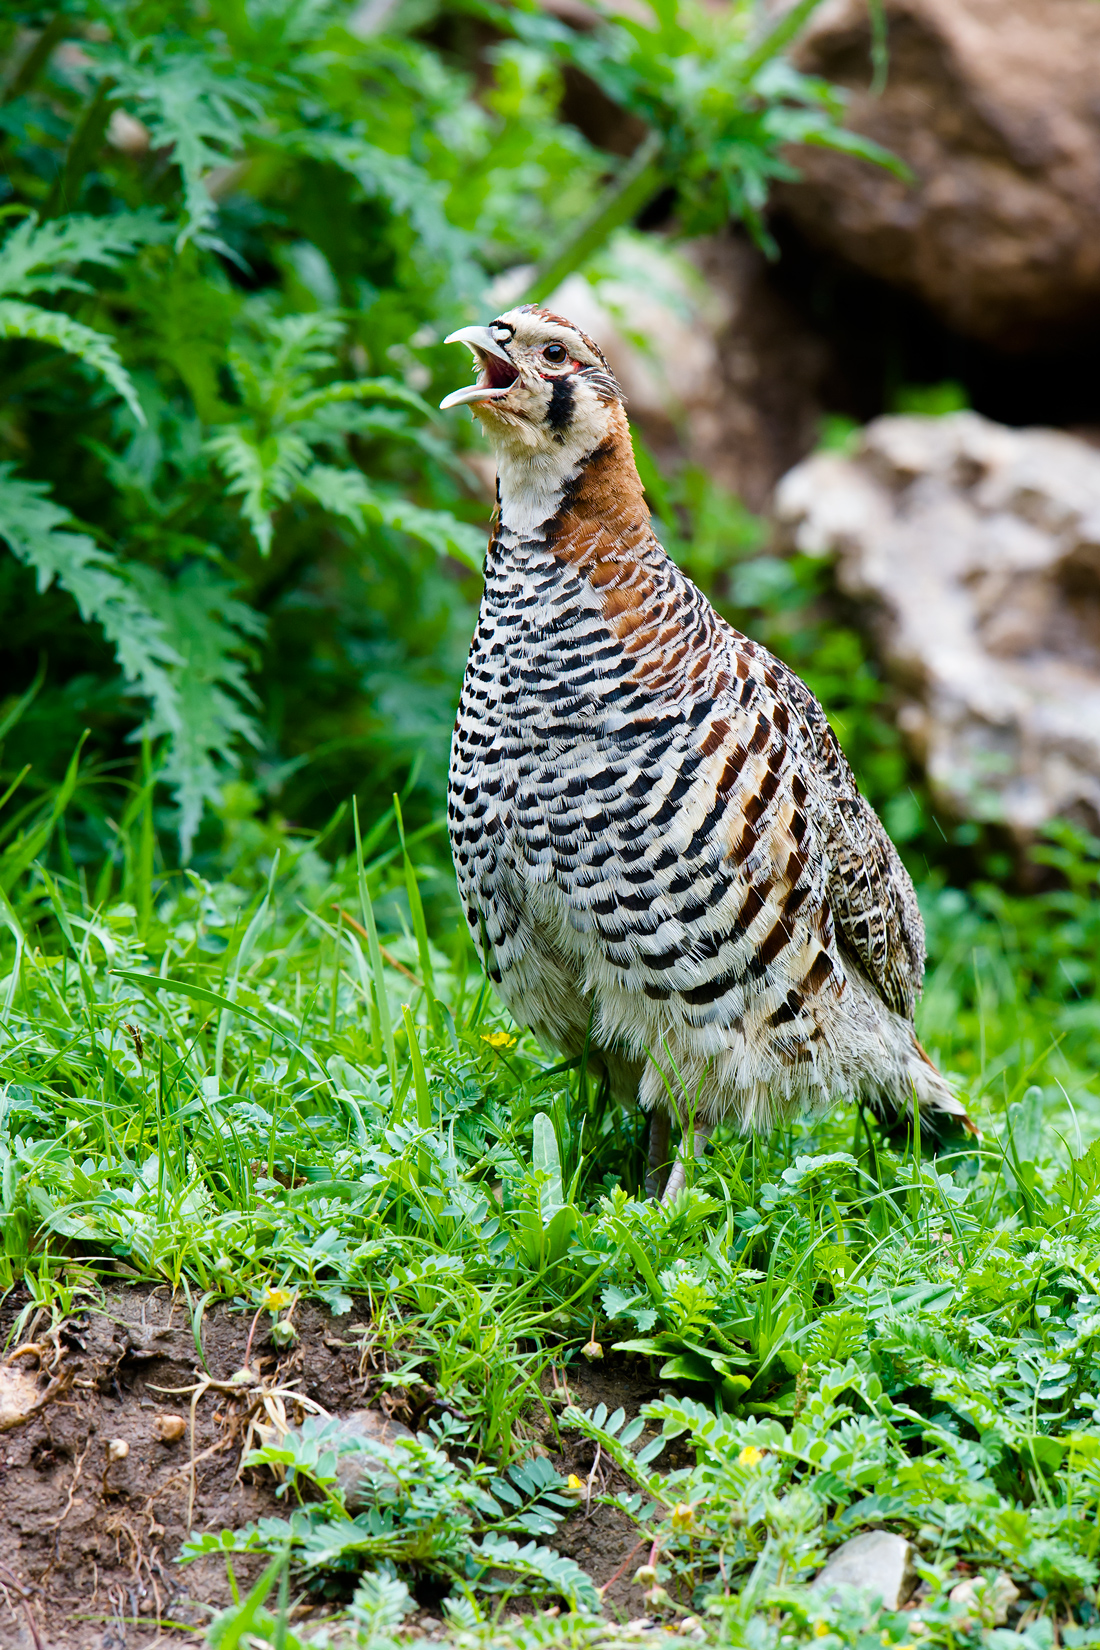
[549,232,827,510]
[770,0,1100,348]
[949,1572,1020,1626]
[813,1531,916,1607]
[326,1408,415,1512]
[106,109,150,155]
[0,1366,43,1432]
[774,412,1100,840]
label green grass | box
[2,789,1100,1649]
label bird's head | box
[439,305,623,465]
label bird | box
[440,305,973,1202]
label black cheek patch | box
[547,375,575,435]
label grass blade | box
[402,1000,432,1186]
[353,798,396,1087]
[393,792,437,1033]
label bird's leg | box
[660,1123,712,1205]
[646,1109,671,1200]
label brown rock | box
[771,0,1100,348]
[774,411,1100,841]
[323,1409,416,1512]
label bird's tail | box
[877,1034,978,1137]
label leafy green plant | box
[184,1414,598,1612]
[3,11,1100,1650]
[501,0,903,295]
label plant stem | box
[520,130,665,306]
[45,76,117,218]
[740,0,825,80]
[2,14,69,107]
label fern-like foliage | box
[0,210,165,298]
[469,1533,601,1613]
[0,301,141,422]
[0,466,180,714]
[187,1414,600,1616]
[125,563,265,857]
[0,211,164,421]
[290,130,483,304]
[804,1308,865,1369]
[348,1571,413,1644]
[207,308,484,566]
[0,468,262,858]
[0,0,873,853]
[95,42,266,250]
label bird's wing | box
[767,656,926,1019]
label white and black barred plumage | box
[441,306,972,1198]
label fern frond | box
[293,376,435,425]
[371,495,486,572]
[0,210,165,299]
[266,312,346,390]
[206,429,312,554]
[0,299,143,422]
[469,1533,600,1613]
[107,47,266,247]
[298,463,372,531]
[300,465,485,570]
[0,468,262,857]
[805,1309,865,1369]
[0,464,180,709]
[126,563,265,858]
[289,131,481,299]
[348,1571,413,1638]
[562,1403,669,1505]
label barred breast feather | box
[448,398,967,1141]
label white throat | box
[485,389,615,541]
[494,445,581,540]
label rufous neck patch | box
[545,407,653,572]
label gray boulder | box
[775,411,1100,842]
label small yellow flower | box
[670,1502,696,1531]
[262,1286,293,1313]
[481,1030,517,1049]
[813,1625,830,1639]
[567,1473,585,1491]
[738,1444,763,1467]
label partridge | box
[441,306,971,1200]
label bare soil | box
[0,1283,372,1648]
[0,1288,676,1648]
[541,1358,688,1617]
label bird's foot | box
[659,1125,712,1206]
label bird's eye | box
[543,342,568,364]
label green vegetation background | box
[1,3,1100,1646]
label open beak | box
[440,326,519,410]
